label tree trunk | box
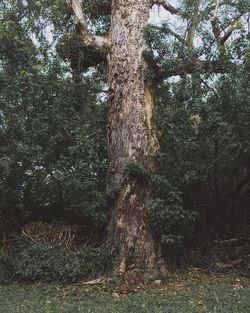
[106,0,164,275]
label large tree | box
[0,0,248,274]
[68,0,249,274]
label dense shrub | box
[148,197,196,245]
[3,239,115,283]
[0,252,12,283]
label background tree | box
[0,0,108,238]
[148,0,250,244]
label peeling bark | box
[70,0,163,275]
[70,0,240,276]
[106,0,163,274]
[107,0,158,187]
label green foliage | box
[145,1,249,78]
[154,59,250,235]
[57,33,107,72]
[81,0,112,34]
[2,238,115,283]
[123,161,150,183]
[0,1,108,227]
[148,195,196,245]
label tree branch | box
[158,59,237,78]
[71,0,111,50]
[183,0,238,48]
[211,16,222,44]
[153,0,181,15]
[72,0,88,35]
[211,12,247,46]
[220,28,234,45]
[198,0,238,23]
[166,28,186,45]
[150,24,186,45]
[186,0,201,49]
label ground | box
[0,271,249,313]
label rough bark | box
[70,0,241,276]
[106,0,164,275]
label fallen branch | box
[82,278,104,285]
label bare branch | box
[220,28,234,44]
[211,16,222,44]
[214,0,221,16]
[183,0,238,48]
[72,0,88,35]
[153,0,181,15]
[71,0,111,50]
[186,0,201,49]
[199,0,238,22]
[211,13,247,46]
[153,0,242,50]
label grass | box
[0,271,249,313]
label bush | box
[147,192,196,245]
[3,238,115,283]
[0,252,11,283]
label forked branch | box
[72,0,88,35]
[153,0,181,15]
[71,0,111,50]
[185,0,201,49]
[211,12,247,46]
[211,16,222,44]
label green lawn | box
[0,272,249,313]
